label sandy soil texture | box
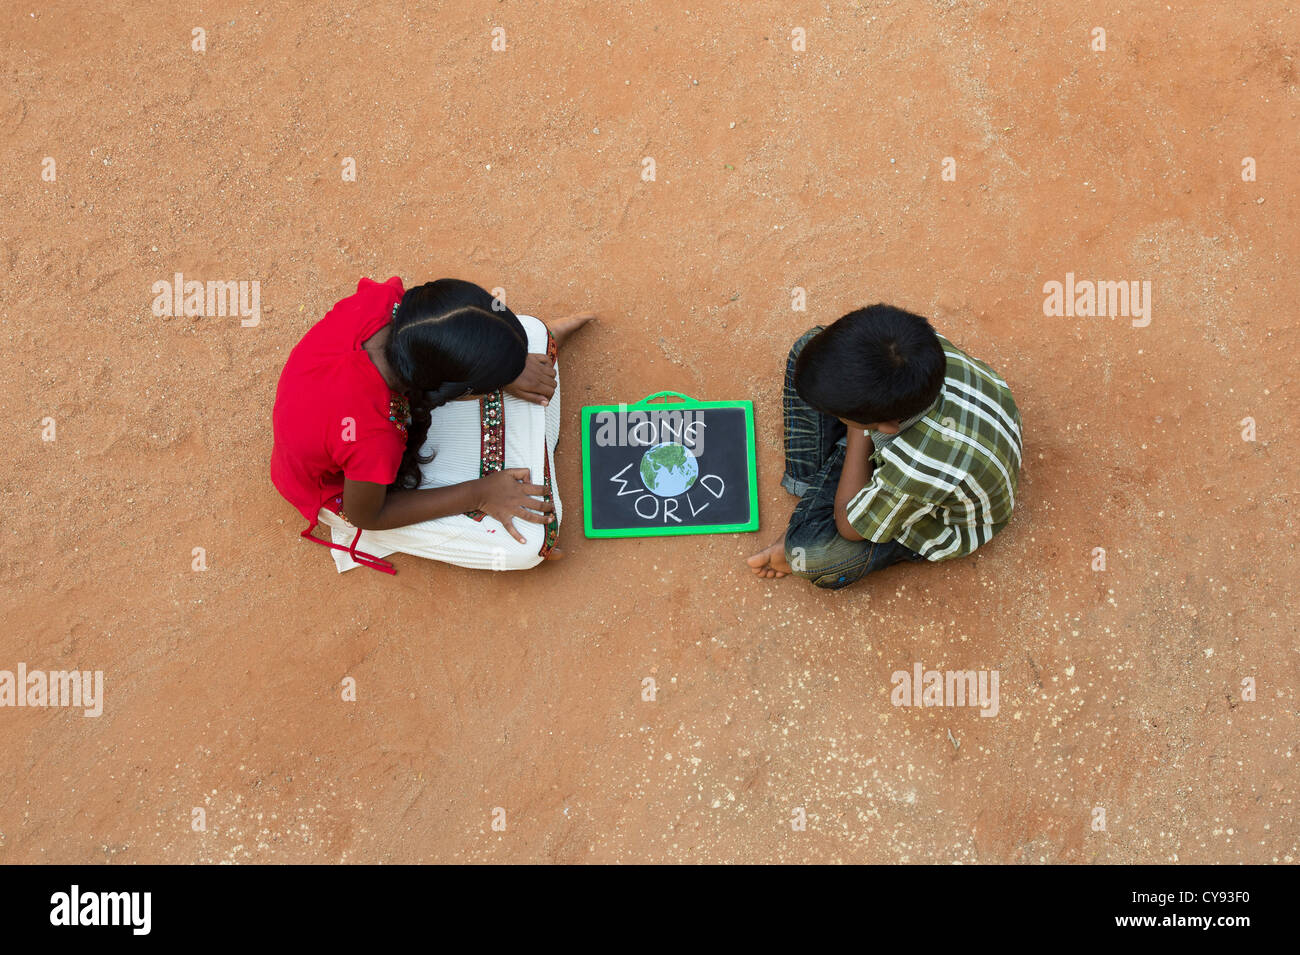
[1,1,1296,863]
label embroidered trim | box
[544,326,558,366]
[464,330,561,557]
[479,390,505,474]
[537,445,559,557]
[388,393,411,435]
[465,389,505,521]
[536,330,560,557]
[329,493,353,527]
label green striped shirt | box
[846,334,1023,560]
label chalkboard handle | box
[633,390,696,406]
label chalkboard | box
[581,391,759,538]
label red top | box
[271,276,408,523]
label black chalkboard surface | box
[580,391,759,538]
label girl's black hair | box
[384,279,528,490]
[794,304,946,424]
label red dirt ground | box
[1,1,1296,863]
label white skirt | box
[317,314,562,573]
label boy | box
[746,305,1022,588]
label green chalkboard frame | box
[580,391,760,539]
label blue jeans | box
[781,328,926,590]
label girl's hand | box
[477,468,553,544]
[504,353,557,406]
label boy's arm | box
[834,428,874,540]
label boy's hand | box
[504,353,557,406]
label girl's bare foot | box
[543,547,565,561]
[745,535,792,579]
[546,312,596,349]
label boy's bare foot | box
[543,546,565,561]
[746,535,792,579]
[546,312,596,349]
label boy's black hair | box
[794,304,946,424]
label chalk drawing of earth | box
[639,442,699,497]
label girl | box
[271,276,593,574]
